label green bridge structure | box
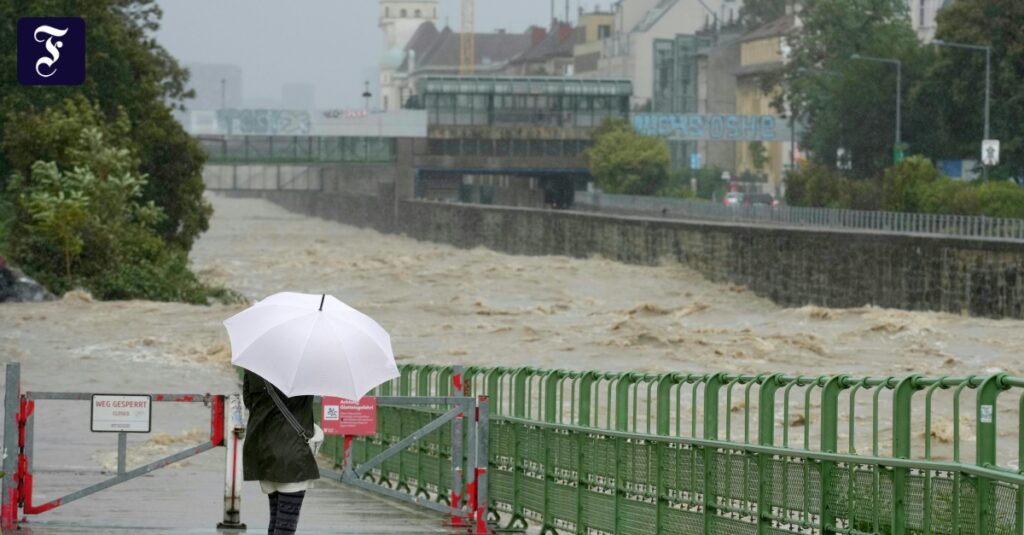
[321,364,1024,535]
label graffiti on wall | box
[216,109,312,135]
[633,113,783,141]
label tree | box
[911,0,1024,180]
[0,0,210,250]
[585,119,671,195]
[748,141,770,175]
[880,155,943,212]
[780,0,928,179]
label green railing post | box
[615,373,637,432]
[578,372,598,428]
[513,368,531,419]
[757,374,783,535]
[657,373,682,436]
[976,374,1007,534]
[820,375,847,534]
[891,376,921,535]
[703,373,725,534]
[543,370,567,424]
[486,368,504,416]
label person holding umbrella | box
[241,370,320,535]
[225,292,400,534]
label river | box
[2,193,1023,529]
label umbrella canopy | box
[224,292,399,399]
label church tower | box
[379,0,439,110]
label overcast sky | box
[155,0,606,109]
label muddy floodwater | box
[3,193,1024,492]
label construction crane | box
[459,0,475,74]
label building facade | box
[572,10,614,76]
[734,14,797,191]
[379,0,440,110]
[581,0,736,108]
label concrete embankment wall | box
[224,190,1024,319]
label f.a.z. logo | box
[17,17,86,85]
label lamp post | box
[851,53,902,163]
[362,80,372,111]
[932,39,992,179]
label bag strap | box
[263,379,311,441]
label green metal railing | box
[327,365,1024,534]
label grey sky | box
[155,0,606,109]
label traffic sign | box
[91,395,152,433]
[689,152,701,170]
[836,147,852,170]
[893,146,905,164]
[982,139,1000,166]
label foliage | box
[784,163,844,207]
[976,181,1024,219]
[0,0,210,250]
[781,0,928,179]
[910,0,1024,179]
[5,122,223,303]
[585,119,671,195]
[748,141,770,173]
[658,170,698,199]
[880,155,943,212]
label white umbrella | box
[224,292,399,399]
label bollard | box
[218,393,247,530]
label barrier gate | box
[0,363,247,530]
[1,362,494,533]
[317,365,494,534]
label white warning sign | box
[91,395,152,433]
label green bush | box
[5,114,228,303]
[976,181,1024,219]
[660,168,726,199]
[881,156,943,212]
[785,163,849,207]
[585,119,671,195]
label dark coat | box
[242,371,320,483]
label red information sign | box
[321,396,377,436]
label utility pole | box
[362,80,372,110]
[220,78,226,109]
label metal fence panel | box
[575,192,1024,241]
[337,365,1024,534]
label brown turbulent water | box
[3,193,1024,472]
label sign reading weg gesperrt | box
[91,395,152,433]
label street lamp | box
[932,39,992,178]
[851,53,902,163]
[362,80,372,111]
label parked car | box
[742,193,779,208]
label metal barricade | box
[0,363,246,531]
